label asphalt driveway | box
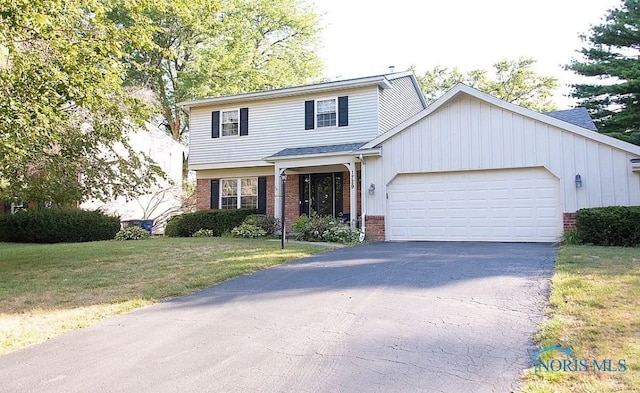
[0,242,555,392]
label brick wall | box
[266,175,274,217]
[365,215,385,241]
[283,174,299,231]
[563,212,577,231]
[196,179,211,211]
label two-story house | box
[181,71,640,242]
[182,71,427,238]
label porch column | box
[345,159,357,230]
[273,164,285,219]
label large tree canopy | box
[113,0,322,142]
[567,0,640,144]
[416,57,559,112]
[0,0,163,204]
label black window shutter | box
[304,100,314,130]
[240,108,249,136]
[211,111,220,138]
[210,179,220,209]
[257,176,267,214]
[338,96,348,127]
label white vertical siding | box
[378,76,425,134]
[189,86,379,166]
[365,95,640,215]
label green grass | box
[0,237,328,355]
[520,245,640,393]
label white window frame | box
[220,177,258,209]
[220,109,240,137]
[316,98,337,128]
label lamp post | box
[280,170,287,249]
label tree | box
[416,57,559,112]
[567,0,640,143]
[0,0,163,205]
[112,0,322,143]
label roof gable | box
[362,83,640,156]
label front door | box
[299,173,343,217]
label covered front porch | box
[265,143,380,233]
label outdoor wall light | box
[575,174,583,188]
[368,183,375,195]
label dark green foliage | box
[0,208,120,243]
[163,209,257,237]
[575,206,640,247]
[567,0,640,143]
[164,216,183,237]
[243,214,279,235]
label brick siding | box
[196,178,211,211]
[563,212,577,231]
[365,215,385,241]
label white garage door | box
[387,168,561,242]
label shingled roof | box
[268,142,368,159]
[544,108,598,131]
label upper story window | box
[212,108,248,138]
[305,96,348,130]
[316,99,336,128]
[221,109,239,137]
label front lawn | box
[0,237,327,355]
[521,245,640,392]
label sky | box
[312,0,621,108]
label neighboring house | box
[180,72,640,242]
[81,124,184,234]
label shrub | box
[291,214,328,241]
[243,214,279,235]
[323,223,361,244]
[114,226,150,241]
[575,206,640,247]
[561,230,581,245]
[231,223,267,238]
[164,215,183,237]
[291,214,360,244]
[192,228,214,237]
[163,209,257,237]
[0,208,119,243]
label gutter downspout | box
[359,153,366,240]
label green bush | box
[561,230,581,245]
[192,228,214,237]
[164,215,182,237]
[0,208,120,243]
[243,214,279,235]
[575,206,640,247]
[231,223,267,238]
[164,209,257,237]
[291,214,360,244]
[114,226,150,241]
[323,222,361,244]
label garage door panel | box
[387,168,561,242]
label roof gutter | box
[179,76,392,110]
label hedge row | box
[165,209,257,237]
[575,206,640,247]
[0,208,120,243]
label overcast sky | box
[313,0,621,108]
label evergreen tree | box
[567,0,640,144]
